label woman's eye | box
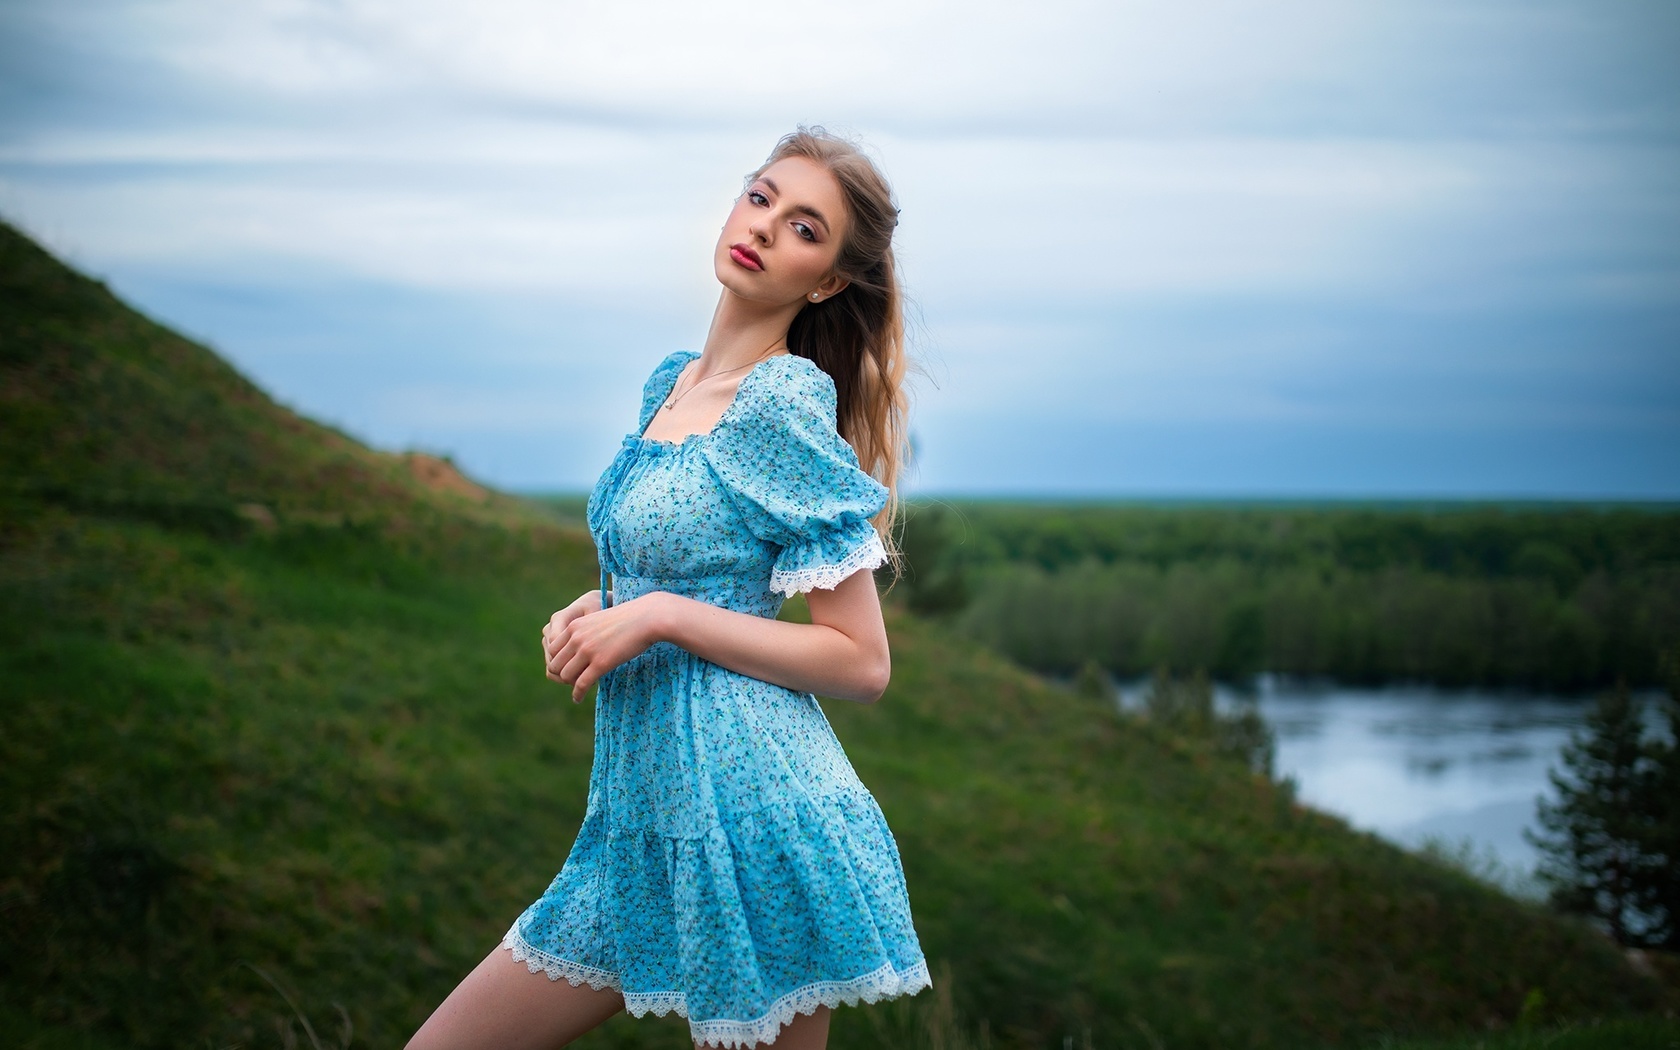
[793,221,815,242]
[747,190,768,206]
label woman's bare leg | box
[407,945,625,1050]
[695,1005,829,1050]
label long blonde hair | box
[751,127,911,569]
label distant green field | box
[892,500,1680,691]
[5,219,1677,1049]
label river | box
[1109,676,1671,898]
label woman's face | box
[714,156,850,307]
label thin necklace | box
[662,340,786,410]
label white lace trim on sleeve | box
[768,529,887,597]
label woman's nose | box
[747,215,772,243]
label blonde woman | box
[409,128,928,1050]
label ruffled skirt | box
[503,644,929,1047]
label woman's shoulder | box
[699,352,887,557]
[643,350,698,394]
[734,353,837,427]
[753,351,831,388]
[635,350,698,426]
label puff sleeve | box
[701,356,889,596]
[636,350,696,432]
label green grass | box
[3,218,1676,1048]
[6,499,1672,1049]
[0,507,599,1046]
[1353,1016,1680,1049]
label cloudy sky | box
[3,0,1677,497]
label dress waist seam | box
[611,569,767,585]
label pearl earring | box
[809,293,820,301]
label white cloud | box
[117,0,1369,128]
[0,129,1547,304]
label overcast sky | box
[3,0,1677,497]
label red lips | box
[729,243,764,271]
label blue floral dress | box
[503,351,930,1047]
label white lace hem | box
[501,926,931,1048]
[769,530,888,597]
[502,926,621,991]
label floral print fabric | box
[503,351,930,1047]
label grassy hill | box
[0,217,525,528]
[1,219,1674,1049]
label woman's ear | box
[811,274,851,301]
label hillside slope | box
[0,221,1671,1049]
[0,219,518,525]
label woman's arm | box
[542,568,890,705]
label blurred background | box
[4,0,1676,497]
[4,3,1680,1047]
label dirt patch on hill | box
[402,452,489,503]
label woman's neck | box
[698,290,800,372]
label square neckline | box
[635,350,792,448]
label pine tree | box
[1527,685,1657,945]
[1630,655,1680,949]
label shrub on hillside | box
[1141,668,1275,777]
[898,504,970,616]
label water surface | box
[1111,677,1666,893]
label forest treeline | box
[897,501,1680,690]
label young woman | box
[407,128,929,1050]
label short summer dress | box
[503,350,931,1047]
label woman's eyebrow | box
[759,177,830,232]
[789,203,830,232]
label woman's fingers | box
[547,641,583,682]
[551,626,603,690]
[545,618,580,678]
[543,595,612,689]
[548,630,578,676]
[543,624,571,671]
[555,622,614,703]
[542,613,571,655]
[558,652,595,703]
[557,642,590,685]
[543,599,649,702]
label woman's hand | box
[543,591,665,703]
[541,589,601,670]
[542,590,601,698]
